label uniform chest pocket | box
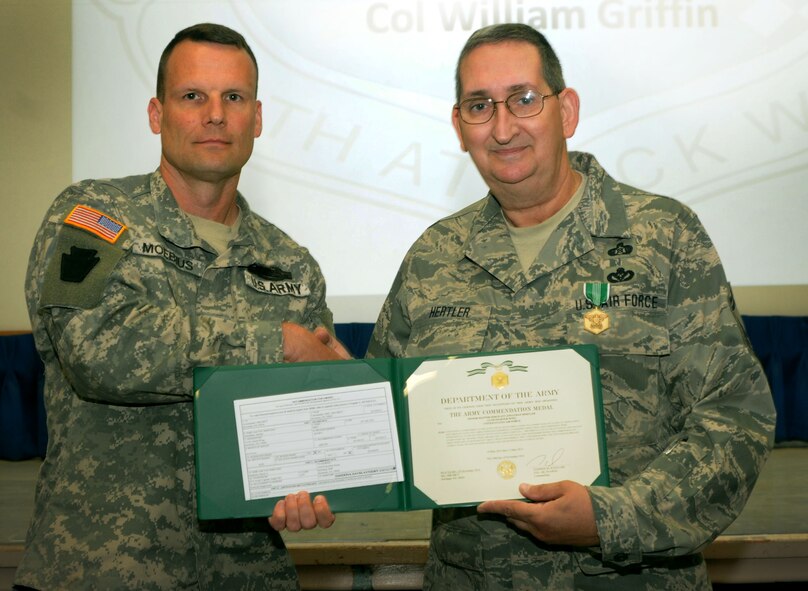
[405,304,491,357]
[570,292,671,453]
[571,285,670,356]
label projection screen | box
[73,0,808,321]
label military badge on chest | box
[606,240,636,284]
[583,282,610,335]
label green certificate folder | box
[193,345,609,520]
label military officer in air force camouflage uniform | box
[367,23,776,590]
[17,24,342,591]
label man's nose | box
[491,101,517,143]
[206,97,225,125]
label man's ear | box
[147,98,163,135]
[451,106,468,152]
[254,100,263,138]
[558,88,580,139]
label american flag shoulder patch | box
[64,204,127,244]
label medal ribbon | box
[584,282,610,307]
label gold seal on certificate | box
[492,371,509,389]
[497,460,516,479]
[584,308,610,334]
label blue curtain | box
[0,333,47,460]
[1,318,805,460]
[334,322,375,359]
[743,316,808,443]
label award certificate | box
[406,349,603,505]
[193,345,608,518]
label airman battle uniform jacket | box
[18,171,333,590]
[367,152,775,590]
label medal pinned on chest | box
[583,282,610,335]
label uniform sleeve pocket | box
[40,226,125,310]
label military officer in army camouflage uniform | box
[367,23,776,590]
[17,23,345,591]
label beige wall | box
[733,286,808,317]
[1,0,72,330]
[0,0,804,330]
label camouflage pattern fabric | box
[367,152,776,590]
[18,171,333,590]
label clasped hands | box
[281,321,351,363]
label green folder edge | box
[193,344,609,520]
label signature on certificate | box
[528,448,565,468]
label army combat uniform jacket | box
[367,152,776,590]
[18,171,333,590]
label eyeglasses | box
[455,88,559,124]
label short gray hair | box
[454,23,566,102]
